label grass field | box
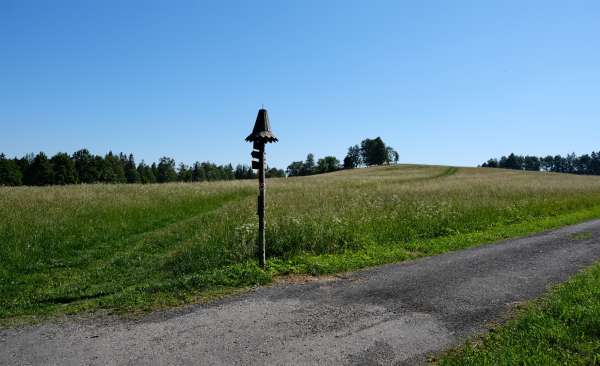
[2,165,600,324]
[439,261,600,365]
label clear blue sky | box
[1,1,599,168]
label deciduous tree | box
[360,137,387,166]
[317,156,340,173]
[343,145,362,169]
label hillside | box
[2,165,600,324]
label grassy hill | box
[2,164,600,324]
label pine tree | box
[72,149,99,183]
[50,152,76,184]
[0,154,23,186]
[96,155,115,183]
[123,154,141,183]
[104,152,125,183]
[591,152,600,175]
[192,162,206,182]
[301,154,316,175]
[26,152,53,186]
[137,161,156,184]
[235,164,257,179]
[223,164,234,180]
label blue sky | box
[1,1,599,168]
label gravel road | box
[2,219,600,365]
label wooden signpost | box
[246,108,278,267]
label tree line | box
[0,137,398,186]
[286,137,399,177]
[481,151,600,175]
[0,149,285,186]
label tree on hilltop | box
[286,161,303,177]
[385,146,399,165]
[301,154,316,176]
[360,137,387,166]
[482,158,498,168]
[317,156,340,173]
[266,167,285,178]
[343,145,362,169]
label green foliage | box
[105,151,126,183]
[50,152,77,185]
[288,154,341,176]
[25,152,53,185]
[317,156,340,173]
[1,149,284,186]
[342,138,398,169]
[343,145,362,169]
[156,157,177,183]
[234,164,256,179]
[360,137,387,166]
[123,153,140,183]
[301,153,316,175]
[241,164,284,179]
[177,163,193,182]
[2,165,600,323]
[286,161,304,176]
[483,150,600,175]
[0,154,22,186]
[385,146,399,165]
[73,149,99,183]
[266,167,285,178]
[440,263,600,366]
[137,161,156,184]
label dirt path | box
[2,219,600,365]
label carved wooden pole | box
[257,142,266,266]
[246,108,277,268]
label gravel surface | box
[2,219,600,365]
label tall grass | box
[2,165,600,322]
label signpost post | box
[246,108,278,267]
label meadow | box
[2,165,600,324]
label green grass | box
[439,262,600,366]
[2,165,600,325]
